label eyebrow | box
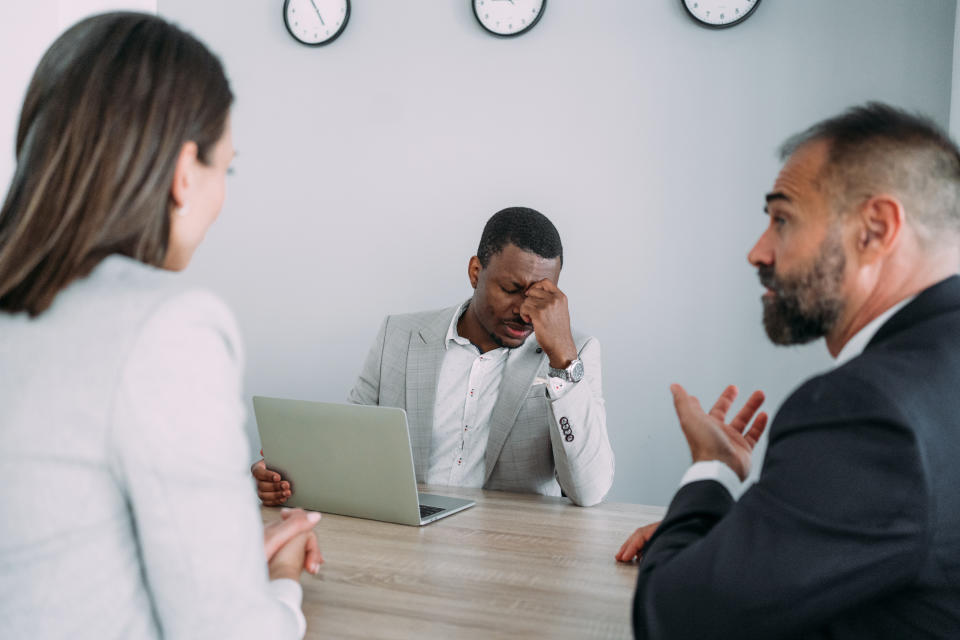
[763,191,791,213]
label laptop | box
[252,396,475,526]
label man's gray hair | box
[780,102,960,244]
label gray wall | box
[158,0,956,506]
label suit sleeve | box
[347,316,388,406]
[108,291,304,639]
[548,336,614,507]
[632,376,929,640]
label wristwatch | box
[548,359,584,383]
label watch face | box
[569,360,585,383]
[472,0,546,37]
[283,0,350,46]
[681,0,760,28]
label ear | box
[853,194,904,265]
[169,141,199,212]
[468,256,482,289]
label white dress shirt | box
[426,302,570,486]
[680,296,915,500]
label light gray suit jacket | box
[0,256,301,639]
[347,305,615,506]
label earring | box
[176,204,189,217]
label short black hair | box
[476,207,563,268]
[780,102,960,238]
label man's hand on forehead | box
[519,279,578,368]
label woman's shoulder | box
[73,255,236,328]
[45,255,243,363]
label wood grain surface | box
[261,486,665,639]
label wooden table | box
[261,486,665,639]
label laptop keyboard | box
[419,504,445,518]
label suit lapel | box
[405,309,452,482]
[483,339,546,483]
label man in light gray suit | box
[254,207,614,506]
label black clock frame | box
[472,0,547,38]
[283,0,351,47]
[681,0,761,30]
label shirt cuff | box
[547,376,571,399]
[267,578,307,638]
[679,460,744,500]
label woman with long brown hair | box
[0,12,319,638]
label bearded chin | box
[762,296,837,345]
[759,229,847,346]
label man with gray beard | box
[624,103,960,639]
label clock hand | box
[308,0,326,26]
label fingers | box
[252,459,281,483]
[253,460,291,505]
[524,279,560,297]
[707,385,738,421]
[264,509,321,562]
[518,298,538,319]
[302,530,323,575]
[670,384,703,423]
[615,532,642,562]
[614,521,661,563]
[257,479,291,495]
[730,390,765,432]
[519,282,567,321]
[259,491,290,506]
[744,411,768,447]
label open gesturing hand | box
[670,384,768,481]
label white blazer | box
[0,256,301,639]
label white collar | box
[445,300,472,347]
[834,296,914,365]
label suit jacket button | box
[565,434,574,442]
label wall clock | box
[472,0,546,38]
[283,0,350,46]
[681,0,760,29]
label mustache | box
[757,265,778,291]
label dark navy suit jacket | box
[633,276,960,639]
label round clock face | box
[682,0,760,29]
[472,0,546,37]
[283,0,350,46]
